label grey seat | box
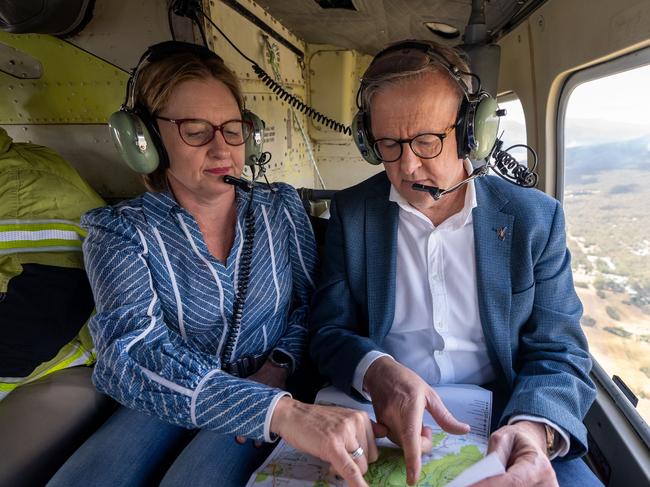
[0,366,116,487]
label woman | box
[47,43,379,487]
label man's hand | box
[472,421,558,487]
[236,360,290,446]
[364,357,470,485]
[271,397,389,487]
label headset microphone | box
[222,150,276,193]
[223,175,254,192]
[411,183,444,200]
[412,165,489,200]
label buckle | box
[223,353,266,378]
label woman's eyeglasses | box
[156,116,253,147]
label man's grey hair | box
[361,42,473,110]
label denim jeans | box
[553,456,604,487]
[46,406,275,487]
[47,405,603,487]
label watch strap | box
[544,424,557,457]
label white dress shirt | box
[352,162,569,458]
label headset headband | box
[353,39,499,163]
[110,41,266,174]
[359,40,481,107]
[125,41,225,109]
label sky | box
[498,62,650,150]
[566,63,650,125]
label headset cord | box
[252,66,352,135]
[221,194,256,366]
[488,140,539,188]
[195,9,352,135]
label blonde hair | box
[134,51,244,192]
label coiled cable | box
[221,194,256,366]
[489,140,538,188]
[194,7,352,135]
[252,65,352,135]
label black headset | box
[108,41,266,174]
[353,40,501,165]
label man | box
[310,40,600,486]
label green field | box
[563,138,650,421]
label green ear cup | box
[471,96,500,160]
[108,110,161,174]
[243,109,265,166]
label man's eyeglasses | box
[373,126,455,163]
[156,116,253,147]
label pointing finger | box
[400,410,424,485]
[328,445,369,487]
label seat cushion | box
[0,264,95,378]
[0,366,116,487]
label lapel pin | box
[496,227,507,241]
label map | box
[364,441,483,486]
[247,385,502,487]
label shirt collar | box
[388,159,478,229]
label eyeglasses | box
[155,116,253,147]
[373,126,455,163]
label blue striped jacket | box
[82,183,317,441]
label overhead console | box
[0,0,94,36]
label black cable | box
[221,194,256,366]
[489,140,539,188]
[253,66,352,135]
[198,9,257,64]
[196,9,352,135]
[191,11,208,47]
[168,3,176,40]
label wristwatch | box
[269,349,293,371]
[544,424,557,457]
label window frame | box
[496,91,529,152]
[556,45,650,451]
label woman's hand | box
[270,397,388,487]
[236,360,290,446]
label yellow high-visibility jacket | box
[0,128,105,399]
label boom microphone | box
[223,175,254,192]
[412,165,489,201]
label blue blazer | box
[310,171,595,458]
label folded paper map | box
[247,384,505,487]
